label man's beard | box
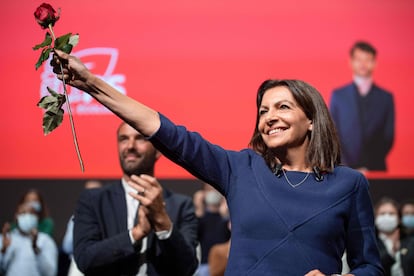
[120,151,156,176]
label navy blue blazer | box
[73,181,198,276]
[330,83,394,170]
[149,114,384,275]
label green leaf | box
[42,108,64,135]
[54,33,72,50]
[35,47,52,70]
[33,32,52,50]
[61,43,73,54]
[37,87,66,135]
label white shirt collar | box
[121,177,136,198]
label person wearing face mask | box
[10,189,55,237]
[21,189,55,237]
[375,197,414,276]
[193,184,230,276]
[400,199,414,239]
[0,202,58,276]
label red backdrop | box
[1,0,413,179]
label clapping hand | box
[131,205,151,241]
[128,174,172,232]
[1,222,11,253]
[30,228,41,254]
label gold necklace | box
[283,170,310,188]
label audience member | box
[72,122,198,275]
[208,221,231,276]
[330,41,394,172]
[12,189,55,237]
[374,197,414,276]
[61,180,103,276]
[193,184,230,276]
[400,199,414,238]
[0,202,58,276]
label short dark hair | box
[350,41,377,57]
[401,198,414,210]
[374,197,401,217]
[249,79,341,172]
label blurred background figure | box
[11,189,55,237]
[61,180,103,276]
[374,197,414,276]
[193,183,230,276]
[330,41,394,172]
[400,199,414,239]
[0,201,58,276]
[208,221,231,276]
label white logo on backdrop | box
[40,47,127,115]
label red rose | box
[34,3,60,29]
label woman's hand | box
[50,49,95,93]
[305,269,327,276]
[305,270,354,276]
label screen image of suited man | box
[330,41,395,171]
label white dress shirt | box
[122,178,148,275]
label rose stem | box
[49,24,85,172]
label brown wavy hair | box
[249,79,341,172]
[18,189,49,220]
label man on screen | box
[330,41,395,172]
[72,122,199,275]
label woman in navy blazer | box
[52,50,383,276]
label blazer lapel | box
[111,181,128,231]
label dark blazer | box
[377,235,414,276]
[73,181,198,276]
[330,83,394,170]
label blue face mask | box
[402,215,414,229]
[17,213,38,233]
[28,201,42,212]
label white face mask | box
[375,214,399,233]
[205,190,222,206]
[17,213,38,233]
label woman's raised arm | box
[51,49,161,136]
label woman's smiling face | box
[258,86,312,151]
